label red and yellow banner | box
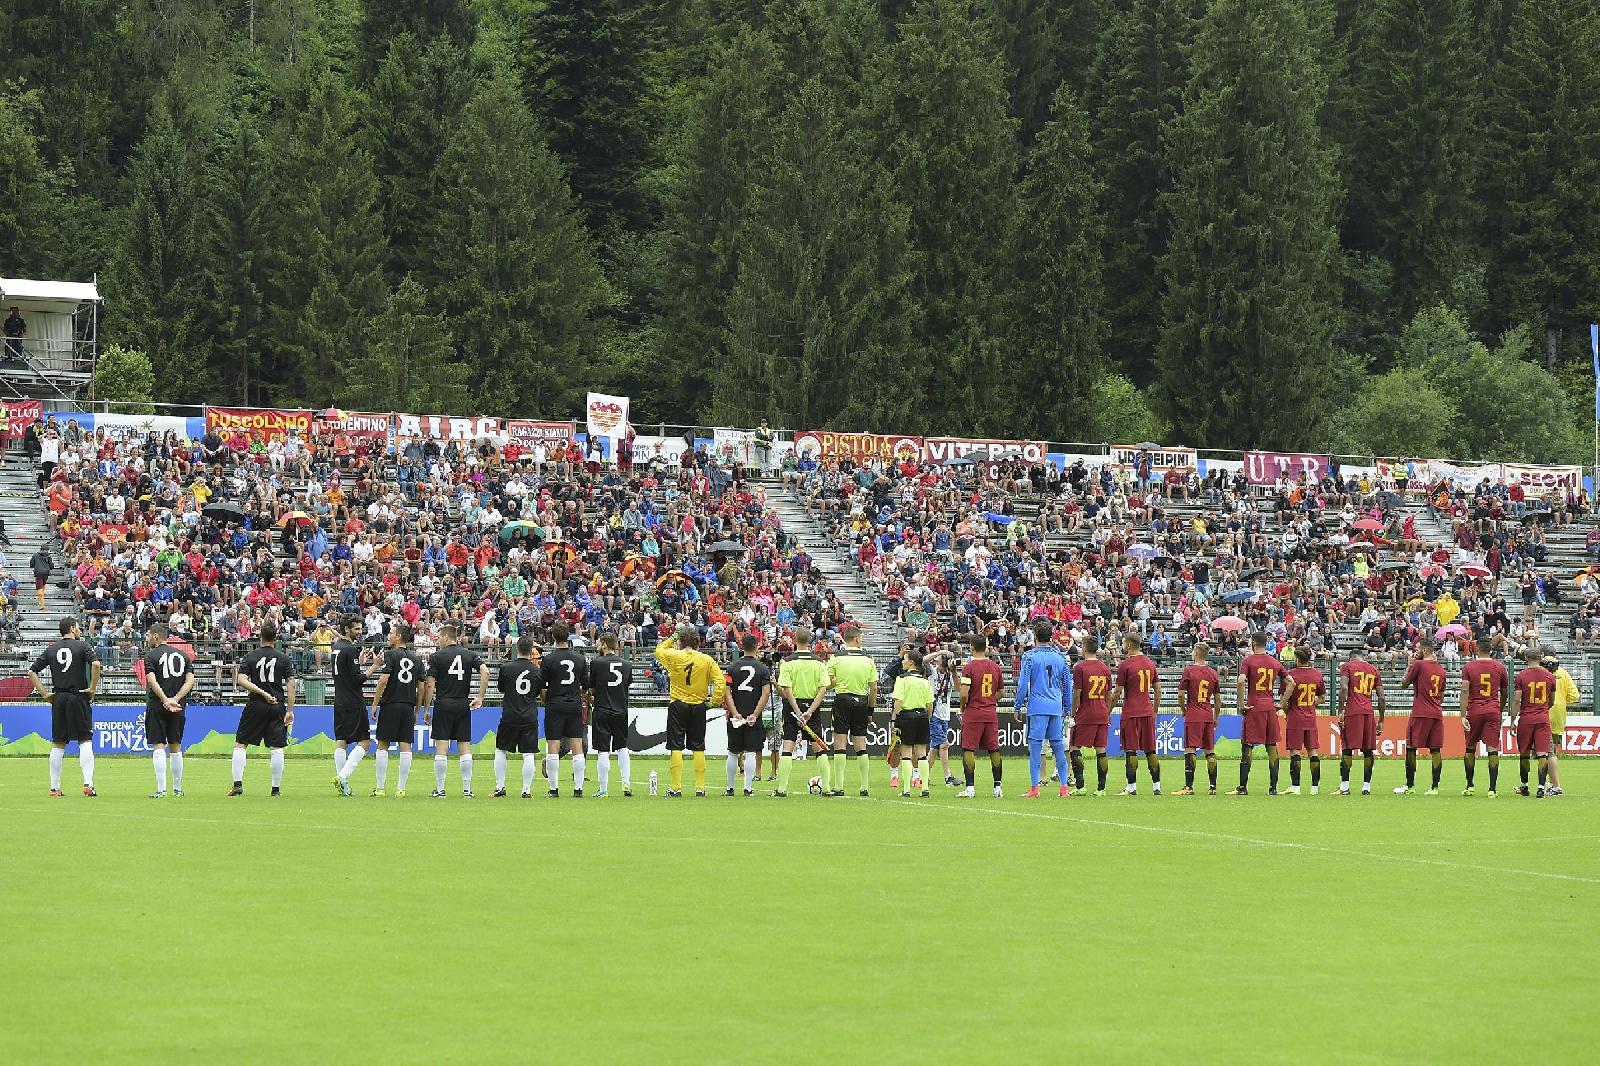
[204,406,312,444]
[794,430,923,464]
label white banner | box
[91,413,193,440]
[1427,459,1502,489]
[586,392,630,441]
[712,428,755,464]
[392,413,504,441]
[1501,462,1584,492]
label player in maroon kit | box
[1336,653,1385,795]
[1279,647,1326,795]
[1460,647,1509,796]
[1175,642,1221,795]
[1511,647,1556,797]
[1112,634,1162,795]
[957,635,1006,798]
[1396,639,1447,795]
[1230,632,1286,795]
[1068,635,1114,796]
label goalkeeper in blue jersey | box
[1014,621,1072,798]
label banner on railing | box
[392,413,502,441]
[794,430,923,464]
[1243,450,1331,485]
[1501,462,1584,493]
[923,437,1048,467]
[712,428,755,464]
[204,406,312,443]
[1110,444,1197,472]
[318,410,392,443]
[505,419,574,452]
[3,399,42,438]
[1427,459,1502,490]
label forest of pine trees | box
[2,0,1597,461]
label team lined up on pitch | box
[28,608,1569,801]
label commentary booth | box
[0,276,100,397]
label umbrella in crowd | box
[1239,566,1269,580]
[1222,588,1258,605]
[545,543,578,564]
[707,540,747,554]
[1459,563,1492,578]
[1379,560,1412,572]
[499,520,540,543]
[984,512,1016,525]
[1344,542,1379,554]
[201,501,247,525]
[1574,565,1600,579]
[1211,615,1248,633]
[942,457,975,467]
[1125,544,1160,560]
[1435,623,1470,640]
[656,569,689,589]
[1351,518,1383,531]
[621,554,653,577]
[277,510,314,528]
[1133,441,1161,450]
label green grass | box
[3,754,1596,1065]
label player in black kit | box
[540,621,588,797]
[331,616,371,796]
[425,625,488,798]
[723,634,771,796]
[142,622,194,798]
[28,617,101,797]
[586,632,633,797]
[495,635,543,797]
[230,622,296,797]
[369,623,426,797]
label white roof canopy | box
[0,277,101,309]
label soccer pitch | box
[4,757,1596,1065]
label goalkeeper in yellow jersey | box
[655,626,727,797]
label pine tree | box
[1087,0,1202,386]
[354,0,476,79]
[1157,0,1342,448]
[268,68,389,403]
[340,275,469,413]
[0,90,59,277]
[718,76,919,430]
[888,0,1019,433]
[426,68,610,418]
[1008,83,1106,438]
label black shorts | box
[781,705,829,743]
[666,700,709,752]
[831,693,872,740]
[144,704,184,747]
[727,721,766,754]
[495,715,541,754]
[375,703,416,745]
[590,709,629,753]
[895,712,931,747]
[50,692,92,745]
[432,698,472,743]
[333,703,370,744]
[544,705,584,742]
[236,701,288,748]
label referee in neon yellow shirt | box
[1542,654,1576,797]
[776,636,830,796]
[826,622,879,796]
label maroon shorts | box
[1284,715,1319,752]
[1407,716,1444,751]
[1465,712,1502,753]
[1070,720,1108,751]
[1341,715,1376,753]
[1517,718,1552,756]
[1183,718,1215,751]
[34,575,46,590]
[1242,707,1280,747]
[1121,715,1155,753]
[962,714,999,752]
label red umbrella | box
[1435,623,1469,640]
[1459,563,1491,578]
[1211,615,1248,633]
[1351,518,1383,531]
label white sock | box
[153,749,168,792]
[726,755,738,790]
[375,748,389,789]
[79,745,95,787]
[397,751,413,789]
[49,747,63,790]
[494,749,508,790]
[434,754,448,791]
[333,746,346,776]
[572,754,585,792]
[460,754,473,792]
[617,751,631,788]
[231,747,246,784]
[597,752,611,791]
[521,754,536,794]
[743,752,756,792]
[545,754,558,789]
[340,746,365,782]
[270,749,284,788]
[170,751,185,790]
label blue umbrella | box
[1222,588,1259,605]
[984,512,1016,525]
[1126,544,1159,560]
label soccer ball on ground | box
[807,776,824,795]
